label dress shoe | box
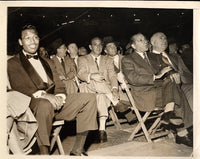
[70,151,88,156]
[114,100,130,112]
[161,111,183,125]
[98,130,107,143]
[176,134,193,147]
[123,109,137,123]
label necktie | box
[162,54,171,66]
[95,57,99,70]
[143,52,150,65]
[61,58,66,71]
[26,54,39,60]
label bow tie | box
[26,54,39,60]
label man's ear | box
[18,39,22,46]
[131,43,136,49]
[89,45,92,51]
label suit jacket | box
[167,53,193,84]
[122,51,179,111]
[7,51,65,97]
[77,54,118,93]
[51,55,78,94]
[51,55,76,80]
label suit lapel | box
[19,52,53,90]
[53,57,66,76]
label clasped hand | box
[90,73,105,82]
[40,93,63,110]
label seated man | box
[77,37,131,143]
[51,39,78,94]
[122,33,193,147]
[103,36,136,123]
[7,24,98,155]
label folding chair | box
[75,77,122,130]
[50,120,65,155]
[121,79,169,142]
[107,105,122,130]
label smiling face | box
[89,37,103,56]
[104,42,118,57]
[131,33,148,53]
[18,29,40,54]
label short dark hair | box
[21,24,38,37]
[90,37,102,45]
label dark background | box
[7,7,193,55]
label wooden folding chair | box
[107,105,122,130]
[50,120,65,155]
[121,80,169,142]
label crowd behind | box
[7,24,193,155]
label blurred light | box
[42,15,45,18]
[157,13,160,16]
[133,13,136,17]
[110,14,113,17]
[68,20,75,24]
[181,12,184,15]
[61,22,67,25]
[65,16,68,18]
[57,24,60,26]
[134,18,141,22]
[20,13,23,16]
[88,14,90,18]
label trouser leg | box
[55,93,98,133]
[29,98,55,146]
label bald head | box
[150,32,168,52]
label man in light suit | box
[51,39,78,94]
[7,25,98,155]
[77,37,129,143]
[103,36,136,123]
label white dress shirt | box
[23,50,48,83]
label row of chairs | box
[12,77,169,155]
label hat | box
[103,36,119,49]
[51,38,64,51]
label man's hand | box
[117,72,125,83]
[112,88,119,101]
[90,73,105,82]
[155,66,172,79]
[170,73,181,84]
[40,93,63,110]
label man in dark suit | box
[122,33,192,147]
[51,39,78,94]
[7,25,98,155]
[150,32,193,146]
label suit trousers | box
[79,81,112,117]
[29,93,98,146]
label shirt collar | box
[91,54,101,61]
[152,50,161,54]
[22,50,37,57]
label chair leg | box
[109,106,122,130]
[128,112,152,142]
[56,135,65,155]
[50,126,63,153]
